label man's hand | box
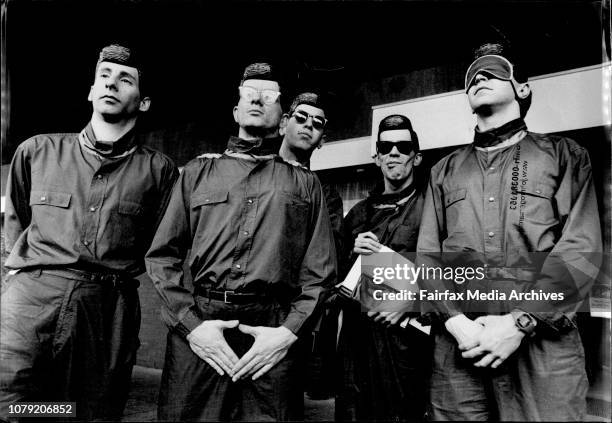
[231,325,298,382]
[186,320,240,376]
[354,231,382,255]
[461,314,525,368]
[367,311,405,326]
[445,314,485,351]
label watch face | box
[517,314,533,328]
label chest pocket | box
[191,190,229,208]
[515,181,558,226]
[30,190,71,208]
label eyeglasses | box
[292,110,328,131]
[238,85,281,105]
[465,54,515,92]
[376,141,415,155]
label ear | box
[233,106,239,124]
[139,96,151,112]
[87,86,93,102]
[279,114,289,136]
[374,153,382,168]
[413,152,423,167]
[515,82,531,100]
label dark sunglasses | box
[376,141,415,155]
[292,110,327,131]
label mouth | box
[386,161,403,168]
[298,132,312,139]
[101,95,120,103]
[247,109,264,116]
[474,86,490,95]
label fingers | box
[189,343,228,376]
[232,351,259,382]
[473,316,488,326]
[360,232,379,242]
[252,362,275,381]
[220,320,240,329]
[220,342,240,365]
[474,353,497,368]
[237,324,258,336]
[387,311,404,325]
[491,357,505,369]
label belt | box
[195,287,267,304]
[38,267,139,289]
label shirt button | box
[40,196,46,201]
[535,189,541,194]
[488,232,495,237]
[89,206,97,212]
[96,175,103,180]
[83,240,90,246]
[488,197,495,202]
[489,167,494,171]
[235,264,241,269]
[243,231,249,236]
[247,199,253,204]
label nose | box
[249,91,263,105]
[105,75,118,91]
[474,73,489,85]
[389,145,400,156]
[302,116,313,129]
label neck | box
[383,175,413,195]
[90,113,137,141]
[279,139,310,166]
[475,103,521,132]
[238,126,279,140]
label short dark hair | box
[377,114,420,152]
[473,42,532,117]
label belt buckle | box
[224,290,234,304]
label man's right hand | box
[444,314,485,351]
[186,320,240,376]
[353,231,382,255]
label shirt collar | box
[473,117,527,148]
[368,183,416,209]
[226,135,283,157]
[81,122,139,158]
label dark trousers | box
[335,305,433,422]
[0,269,140,421]
[429,325,588,421]
[158,298,303,422]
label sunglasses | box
[238,85,281,105]
[292,110,328,131]
[376,141,415,155]
[465,55,515,92]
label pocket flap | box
[525,182,555,199]
[444,188,467,207]
[191,191,229,208]
[118,200,143,216]
[29,190,71,208]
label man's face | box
[467,72,517,112]
[282,104,326,153]
[233,79,282,131]
[375,129,421,183]
[88,61,149,118]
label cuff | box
[175,308,204,339]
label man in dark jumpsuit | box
[278,92,344,399]
[335,114,432,421]
[145,64,337,421]
[0,44,178,420]
[417,43,602,421]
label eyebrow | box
[295,109,325,119]
[97,67,137,80]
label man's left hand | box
[461,314,524,368]
[231,324,298,382]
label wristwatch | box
[510,310,537,336]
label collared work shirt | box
[4,131,179,277]
[145,146,337,337]
[417,132,602,327]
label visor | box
[465,54,514,92]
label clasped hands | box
[186,320,297,381]
[445,313,525,369]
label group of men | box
[0,39,602,422]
